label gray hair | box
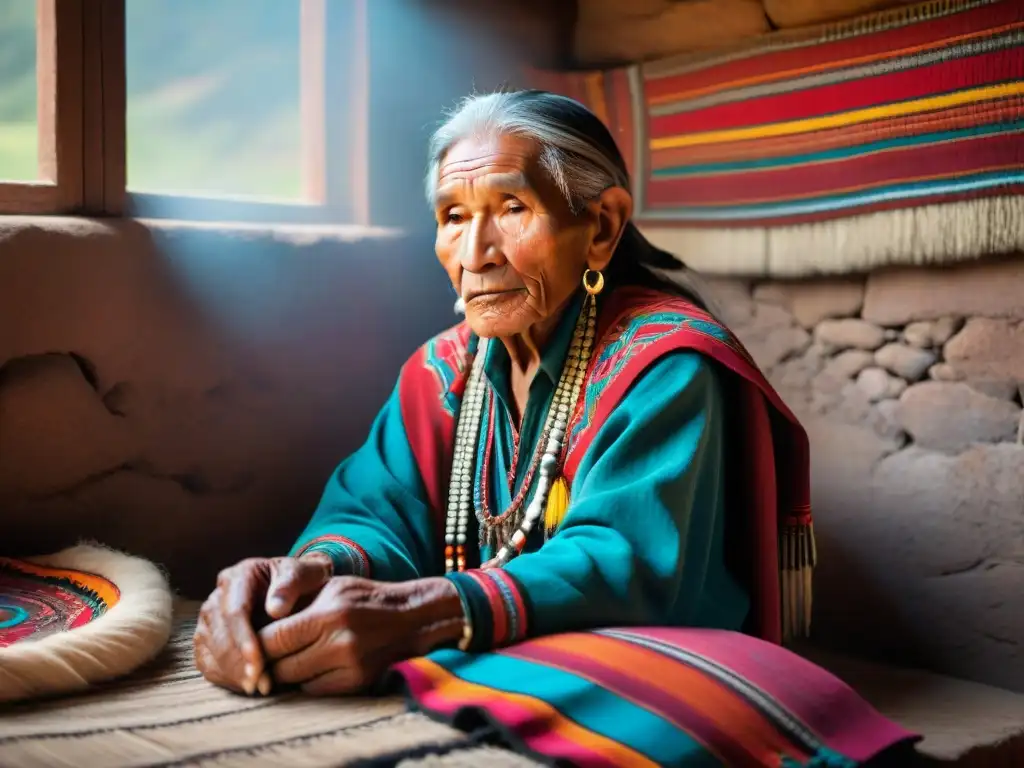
[423,89,721,317]
[424,90,628,214]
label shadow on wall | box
[702,271,1024,691]
[811,507,939,672]
[0,220,455,598]
[368,0,577,227]
[0,0,573,597]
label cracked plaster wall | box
[0,219,456,600]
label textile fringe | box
[780,523,817,642]
[640,195,1024,278]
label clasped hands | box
[193,554,464,696]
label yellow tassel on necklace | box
[544,477,570,536]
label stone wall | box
[703,258,1024,691]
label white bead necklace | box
[444,293,597,572]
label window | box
[0,0,85,215]
[125,0,367,224]
[126,1,303,200]
[0,0,368,224]
[0,0,38,182]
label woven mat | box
[0,602,540,768]
[3,602,1021,768]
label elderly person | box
[194,90,813,699]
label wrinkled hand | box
[193,554,333,695]
[258,575,463,696]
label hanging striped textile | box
[635,0,1024,226]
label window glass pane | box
[126,0,302,199]
[0,0,39,182]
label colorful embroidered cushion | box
[394,627,920,767]
[0,557,119,645]
[0,544,174,703]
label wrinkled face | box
[432,133,598,340]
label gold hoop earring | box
[582,269,605,296]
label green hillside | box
[0,0,302,198]
[0,0,39,181]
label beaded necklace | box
[444,274,601,572]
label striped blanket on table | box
[2,602,1021,766]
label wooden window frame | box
[1,0,369,225]
[0,0,84,215]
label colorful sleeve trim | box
[295,535,371,578]
[445,568,528,651]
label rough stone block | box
[856,367,905,402]
[874,343,936,382]
[896,382,1022,453]
[903,321,933,348]
[967,378,1022,402]
[933,364,962,382]
[929,363,963,382]
[788,280,866,329]
[903,317,962,349]
[944,318,1024,383]
[862,261,1024,326]
[822,349,875,380]
[931,316,963,346]
[814,318,886,351]
[873,398,906,442]
[754,278,866,329]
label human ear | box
[585,186,633,273]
